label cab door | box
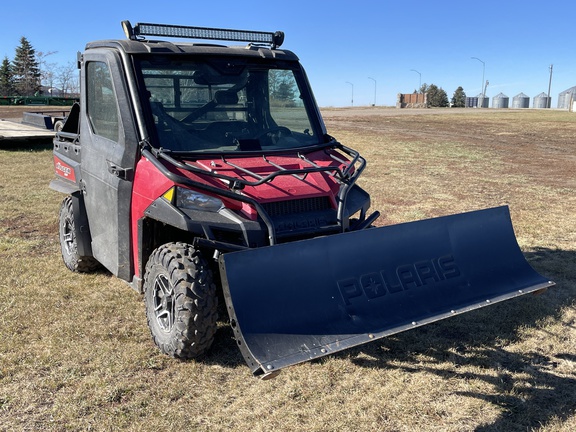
[79,49,139,281]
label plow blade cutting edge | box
[219,206,554,377]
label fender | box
[69,192,94,258]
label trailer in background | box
[22,110,70,131]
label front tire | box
[144,242,218,359]
[58,196,100,272]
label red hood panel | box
[188,151,343,203]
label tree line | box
[417,84,467,108]
[0,37,78,97]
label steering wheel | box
[255,126,292,145]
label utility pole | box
[410,69,421,92]
[547,64,553,108]
[368,77,377,106]
[345,81,354,106]
[471,57,485,108]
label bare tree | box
[36,50,58,94]
[57,62,78,97]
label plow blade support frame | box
[219,206,553,377]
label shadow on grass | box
[344,247,576,431]
[0,139,53,151]
[204,325,246,369]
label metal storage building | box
[557,86,576,109]
[512,93,530,108]
[492,93,509,109]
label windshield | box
[138,57,322,153]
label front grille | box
[261,196,332,217]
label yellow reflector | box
[162,187,175,203]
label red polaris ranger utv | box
[50,21,553,378]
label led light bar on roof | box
[122,21,284,48]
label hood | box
[187,149,344,206]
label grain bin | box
[512,93,530,108]
[533,92,550,109]
[492,93,509,109]
[477,93,489,108]
[465,96,479,108]
[557,86,576,109]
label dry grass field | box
[0,107,575,431]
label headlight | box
[174,187,224,212]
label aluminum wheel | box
[58,196,100,272]
[152,274,175,332]
[143,242,218,359]
[61,215,75,256]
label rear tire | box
[144,242,218,359]
[59,196,100,272]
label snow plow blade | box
[219,206,554,378]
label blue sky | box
[1,0,574,107]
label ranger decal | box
[54,156,76,181]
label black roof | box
[85,39,299,61]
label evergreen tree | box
[426,84,449,107]
[274,82,296,105]
[270,70,297,106]
[0,56,15,96]
[12,37,41,96]
[451,86,466,107]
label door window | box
[86,61,119,141]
